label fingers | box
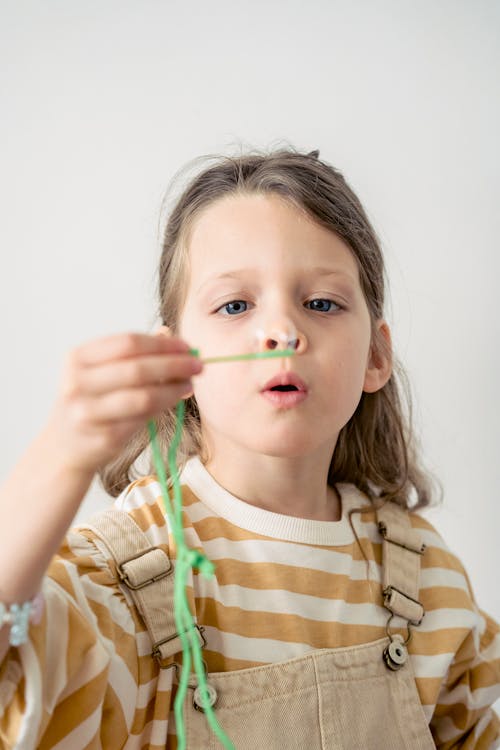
[62,332,202,401]
[58,332,203,429]
[46,331,202,477]
[70,332,191,368]
[72,381,195,425]
[68,353,202,397]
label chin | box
[254,437,318,458]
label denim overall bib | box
[86,497,436,749]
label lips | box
[261,372,308,393]
[261,372,308,409]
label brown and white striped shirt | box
[1,456,499,748]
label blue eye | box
[306,299,341,313]
[218,300,248,315]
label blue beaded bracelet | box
[0,593,44,646]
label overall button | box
[383,639,408,671]
[193,683,218,712]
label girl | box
[0,147,499,749]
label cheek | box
[192,368,216,399]
[325,335,371,391]
[192,362,252,425]
[344,321,372,369]
[192,368,233,412]
[178,309,198,346]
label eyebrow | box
[197,266,357,293]
[309,267,357,283]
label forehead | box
[186,193,360,287]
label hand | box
[44,331,203,476]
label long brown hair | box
[99,145,442,512]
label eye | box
[216,300,249,315]
[305,298,342,313]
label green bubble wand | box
[147,347,295,750]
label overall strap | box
[79,508,203,665]
[376,501,426,628]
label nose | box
[255,318,307,355]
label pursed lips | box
[260,373,309,407]
[261,372,308,393]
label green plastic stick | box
[196,348,296,364]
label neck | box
[202,444,341,522]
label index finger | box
[72,332,192,367]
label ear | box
[363,320,393,394]
[153,324,172,339]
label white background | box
[1,0,499,717]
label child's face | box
[179,193,390,463]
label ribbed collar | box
[179,456,373,546]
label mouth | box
[261,373,308,408]
[261,373,308,393]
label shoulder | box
[112,474,170,535]
[407,510,500,646]
[64,474,200,577]
[408,509,474,586]
[114,473,200,517]
[46,474,186,638]
[49,477,170,605]
[347,490,488,619]
[110,473,200,539]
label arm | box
[0,427,94,664]
[0,527,143,748]
[430,583,500,748]
[0,331,201,662]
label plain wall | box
[1,0,499,716]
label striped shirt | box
[1,455,499,748]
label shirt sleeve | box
[0,529,141,749]
[430,561,500,749]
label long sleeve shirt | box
[1,456,499,748]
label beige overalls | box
[85,497,436,749]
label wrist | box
[37,423,96,485]
[0,591,45,646]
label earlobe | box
[154,324,172,338]
[363,321,393,394]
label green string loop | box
[148,404,235,750]
[186,548,215,577]
[146,346,295,749]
